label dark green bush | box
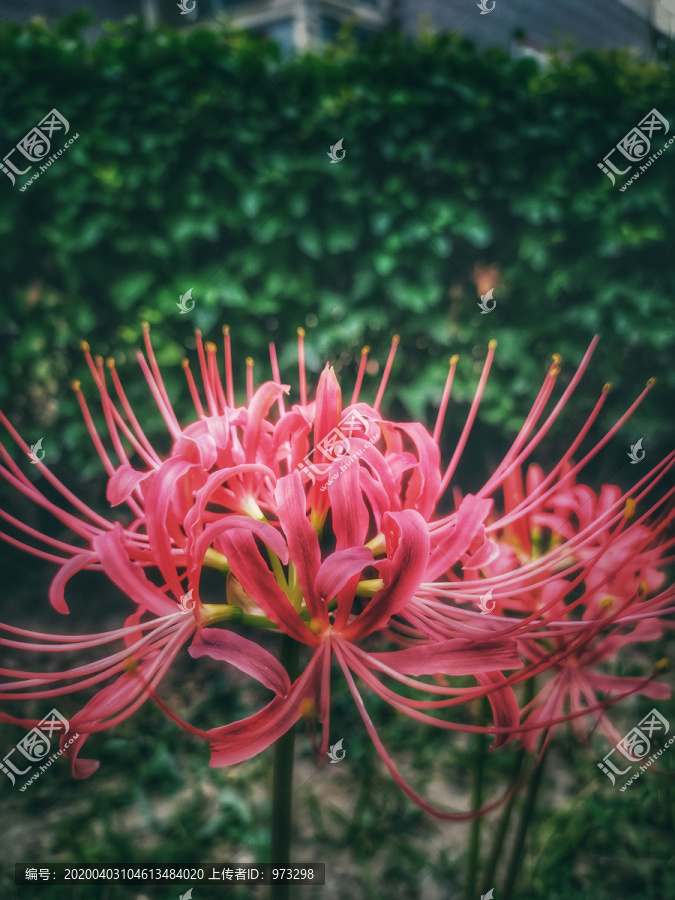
[1,14,673,482]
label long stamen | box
[142,323,180,430]
[0,412,111,532]
[351,345,370,405]
[439,339,497,494]
[222,325,235,409]
[269,342,286,417]
[194,330,218,417]
[374,335,400,411]
[433,354,459,443]
[205,342,227,413]
[246,356,254,403]
[181,358,205,418]
[297,327,307,406]
[135,350,182,439]
[104,358,162,465]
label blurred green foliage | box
[0,13,673,481]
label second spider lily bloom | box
[461,455,675,753]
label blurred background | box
[1,1,674,899]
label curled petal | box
[189,628,291,695]
[426,494,493,581]
[205,645,325,766]
[106,464,154,507]
[342,510,429,641]
[316,547,374,600]
[94,526,177,617]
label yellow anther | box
[624,498,636,520]
[105,357,115,369]
[654,658,670,673]
[71,380,81,392]
[599,596,614,611]
[449,354,459,365]
[297,327,306,337]
[299,698,318,719]
[79,340,90,352]
[205,341,217,353]
[488,339,497,350]
[308,618,325,635]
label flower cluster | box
[1,327,672,817]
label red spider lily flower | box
[478,463,675,753]
[0,327,672,819]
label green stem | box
[502,746,548,900]
[466,698,489,900]
[480,749,525,895]
[481,676,536,895]
[270,635,301,900]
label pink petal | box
[106,463,155,507]
[217,527,315,645]
[394,422,441,519]
[49,551,97,614]
[244,381,289,463]
[315,547,374,600]
[369,639,521,675]
[313,366,342,450]
[94,526,178,616]
[475,671,521,748]
[326,455,369,549]
[189,628,291,695]
[144,456,197,598]
[342,510,429,640]
[425,494,493,581]
[206,646,325,766]
[275,473,323,619]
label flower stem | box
[480,748,525,895]
[481,676,536,895]
[502,746,548,900]
[466,697,489,900]
[270,635,301,900]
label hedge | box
[1,12,673,483]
